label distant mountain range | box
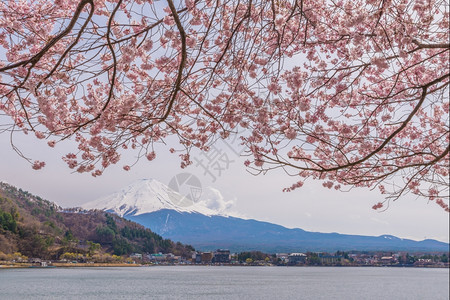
[83,179,450,253]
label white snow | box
[82,179,223,217]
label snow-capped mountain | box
[82,178,218,217]
[82,179,449,253]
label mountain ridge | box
[127,209,449,253]
[0,182,194,259]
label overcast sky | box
[1,127,448,243]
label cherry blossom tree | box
[0,0,448,210]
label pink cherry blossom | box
[0,0,447,211]
[32,161,45,170]
[146,151,156,161]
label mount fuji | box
[82,178,219,217]
[82,179,449,253]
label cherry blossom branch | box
[0,0,94,72]
[412,39,450,49]
[159,0,187,122]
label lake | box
[0,266,449,299]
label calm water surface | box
[0,266,448,299]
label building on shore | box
[201,252,213,264]
[213,249,231,264]
[288,253,307,265]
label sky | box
[0,0,448,246]
[1,127,448,243]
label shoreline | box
[0,262,142,269]
[1,262,448,269]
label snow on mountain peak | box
[82,178,221,217]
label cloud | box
[197,186,239,216]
